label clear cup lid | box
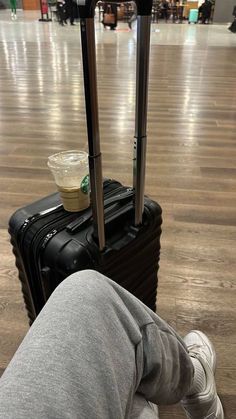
[48,150,88,170]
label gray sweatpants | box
[0,270,193,419]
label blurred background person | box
[102,2,118,30]
[228,4,236,32]
[128,1,137,30]
[161,0,170,23]
[199,0,212,24]
[9,0,17,20]
[65,0,76,25]
[57,0,67,26]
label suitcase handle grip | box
[78,1,153,18]
[80,11,151,250]
[66,189,134,234]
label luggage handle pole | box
[79,1,152,249]
[134,15,151,226]
[80,18,105,251]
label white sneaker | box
[148,402,159,417]
[181,331,224,419]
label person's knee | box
[55,270,112,305]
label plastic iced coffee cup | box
[48,150,90,212]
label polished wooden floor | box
[0,11,236,418]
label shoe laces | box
[187,343,208,357]
[187,343,211,370]
[188,343,203,353]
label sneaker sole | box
[215,395,224,419]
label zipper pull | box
[41,229,58,249]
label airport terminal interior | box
[0,1,236,418]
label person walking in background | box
[128,1,137,30]
[0,271,224,419]
[228,5,236,32]
[171,0,177,23]
[9,0,17,20]
[65,0,75,25]
[199,0,212,24]
[162,0,170,23]
[57,0,67,26]
[103,2,118,30]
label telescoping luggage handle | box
[78,0,153,251]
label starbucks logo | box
[81,175,90,194]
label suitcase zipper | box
[19,183,132,262]
[35,187,134,252]
[17,180,122,248]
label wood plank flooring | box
[0,18,236,418]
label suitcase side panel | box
[100,207,162,311]
[9,191,162,323]
[45,223,161,313]
[9,234,37,325]
[50,219,161,311]
[43,199,162,312]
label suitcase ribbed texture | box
[9,195,162,324]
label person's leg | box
[9,0,16,16]
[130,12,137,24]
[57,6,64,25]
[0,270,193,418]
[128,12,137,29]
[70,11,75,25]
[63,7,67,24]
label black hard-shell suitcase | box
[9,0,162,325]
